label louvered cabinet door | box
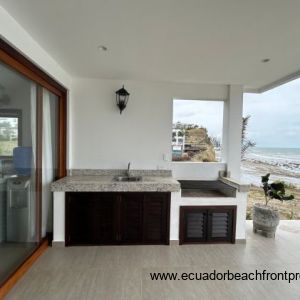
[207,208,235,243]
[66,192,96,245]
[95,193,118,244]
[179,208,207,244]
[179,206,236,244]
[119,193,143,244]
[143,193,170,244]
[66,192,118,246]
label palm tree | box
[241,115,256,159]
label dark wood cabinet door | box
[66,192,117,246]
[179,206,236,244]
[66,192,171,246]
[94,193,118,244]
[207,208,235,243]
[66,192,96,245]
[180,208,207,244]
[119,193,143,243]
[143,193,170,244]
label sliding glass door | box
[0,62,38,284]
[42,89,59,238]
[0,43,66,286]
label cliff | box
[184,127,216,162]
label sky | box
[173,99,224,141]
[244,79,300,148]
[173,78,300,148]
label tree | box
[173,122,199,130]
[262,173,294,206]
[241,115,256,159]
[211,136,221,148]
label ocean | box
[241,147,300,188]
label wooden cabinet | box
[179,206,236,244]
[66,192,96,245]
[143,193,169,244]
[94,193,117,244]
[207,208,235,242]
[66,192,170,246]
[120,193,143,244]
[183,210,207,243]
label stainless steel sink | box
[113,176,142,182]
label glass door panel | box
[0,62,38,285]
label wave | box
[244,158,300,173]
[242,147,300,187]
[244,148,300,173]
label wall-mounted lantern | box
[115,85,130,114]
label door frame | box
[0,37,67,292]
[0,38,67,177]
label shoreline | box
[241,159,300,188]
[242,158,300,219]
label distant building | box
[172,129,185,156]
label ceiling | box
[1,0,300,91]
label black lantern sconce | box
[115,85,130,114]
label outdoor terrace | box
[5,221,300,300]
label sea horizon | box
[241,146,300,188]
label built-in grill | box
[179,206,236,244]
[179,180,236,198]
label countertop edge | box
[219,176,250,192]
[51,176,180,193]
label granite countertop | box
[51,169,180,192]
[219,176,250,192]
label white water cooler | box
[6,177,33,242]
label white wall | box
[53,192,65,243]
[170,191,247,241]
[0,5,71,89]
[170,162,226,180]
[70,78,228,173]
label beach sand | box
[242,159,300,220]
[242,159,300,188]
[247,186,300,220]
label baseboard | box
[52,241,65,247]
[235,239,247,244]
[170,239,246,245]
[170,240,179,246]
[0,238,49,299]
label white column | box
[235,192,247,240]
[222,85,244,180]
[53,192,65,244]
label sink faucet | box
[127,162,131,177]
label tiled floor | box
[5,221,300,300]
